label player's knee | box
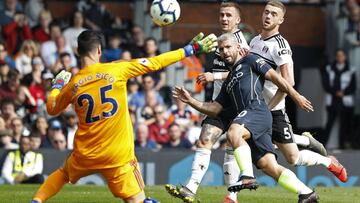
[285,153,299,166]
[197,136,213,149]
[257,154,279,177]
[196,140,210,149]
[197,127,221,148]
[226,126,237,140]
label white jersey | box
[212,30,249,100]
[249,33,293,110]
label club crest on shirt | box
[262,46,269,53]
[256,58,266,67]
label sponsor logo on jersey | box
[226,71,243,93]
[278,49,292,56]
[213,58,226,67]
[235,65,242,71]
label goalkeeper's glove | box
[52,70,72,90]
[183,32,217,57]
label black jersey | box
[215,54,271,113]
[211,30,249,100]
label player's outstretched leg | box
[31,169,68,203]
[327,155,348,182]
[165,184,195,203]
[164,124,223,202]
[258,153,319,203]
[276,141,348,183]
[226,124,258,192]
[294,132,327,156]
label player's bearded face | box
[262,5,284,31]
[219,7,241,32]
[219,41,238,66]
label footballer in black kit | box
[202,30,248,132]
[215,53,276,164]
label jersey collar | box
[261,33,281,41]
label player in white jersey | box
[185,1,347,202]
[165,2,248,203]
[248,0,347,184]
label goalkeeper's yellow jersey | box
[46,49,185,169]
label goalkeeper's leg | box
[32,169,68,203]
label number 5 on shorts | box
[283,127,291,139]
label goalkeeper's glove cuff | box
[183,43,200,57]
[52,79,65,90]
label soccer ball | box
[150,0,181,26]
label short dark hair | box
[7,69,19,80]
[267,0,286,15]
[145,37,157,45]
[29,131,41,138]
[59,52,71,59]
[77,30,103,57]
[49,20,61,31]
[1,97,15,109]
[220,2,242,18]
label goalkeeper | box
[30,30,217,203]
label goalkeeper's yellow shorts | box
[61,153,145,199]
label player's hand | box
[196,72,214,84]
[336,91,344,98]
[183,32,217,56]
[172,86,192,104]
[52,70,72,90]
[296,95,314,112]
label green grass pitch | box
[0,185,359,203]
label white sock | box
[234,145,254,177]
[186,148,211,194]
[293,134,310,147]
[223,147,239,201]
[295,150,331,167]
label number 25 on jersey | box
[77,84,119,124]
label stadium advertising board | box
[0,149,358,187]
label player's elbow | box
[207,111,219,118]
[46,109,59,116]
[288,79,295,87]
[46,104,60,116]
[211,107,222,117]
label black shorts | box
[201,108,236,133]
[232,102,276,166]
[271,109,294,144]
